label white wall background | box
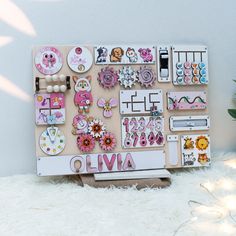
[0,0,236,176]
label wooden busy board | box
[33,45,211,176]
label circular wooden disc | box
[35,46,63,75]
[67,46,93,73]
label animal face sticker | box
[198,153,210,165]
[183,152,196,166]
[94,45,156,64]
[35,46,63,75]
[73,76,93,114]
[195,135,209,151]
[138,48,153,62]
[110,47,124,62]
[35,93,65,125]
[96,47,108,63]
[126,48,138,63]
[183,137,194,150]
[181,134,210,167]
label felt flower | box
[97,98,118,118]
[99,132,116,151]
[88,119,106,139]
[77,134,95,152]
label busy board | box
[33,45,210,177]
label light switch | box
[158,46,170,82]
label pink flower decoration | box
[77,134,95,152]
[99,132,116,151]
[97,98,118,118]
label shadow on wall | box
[0,0,36,102]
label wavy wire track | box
[168,96,206,104]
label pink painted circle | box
[35,46,63,75]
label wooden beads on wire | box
[45,74,66,82]
[45,74,67,93]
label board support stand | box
[76,169,171,189]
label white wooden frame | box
[170,115,210,131]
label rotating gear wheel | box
[118,66,137,88]
[137,66,156,87]
[97,67,118,89]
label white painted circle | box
[67,46,93,73]
[52,74,58,81]
[60,85,67,92]
[45,75,52,82]
[53,85,60,92]
[39,128,66,156]
[59,74,66,81]
[35,46,63,75]
[46,85,53,93]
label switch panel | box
[158,46,170,82]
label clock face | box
[39,127,66,156]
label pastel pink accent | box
[97,97,118,118]
[117,153,122,171]
[103,154,116,171]
[74,91,93,107]
[138,48,153,62]
[97,98,106,107]
[123,153,136,170]
[109,98,118,107]
[139,133,147,147]
[103,110,112,118]
[167,91,207,110]
[51,93,65,108]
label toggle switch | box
[158,46,170,82]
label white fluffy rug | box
[0,153,236,236]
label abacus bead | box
[45,75,52,82]
[59,74,66,82]
[52,74,58,81]
[46,85,53,93]
[53,85,60,92]
[60,85,67,92]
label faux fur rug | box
[0,153,236,236]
